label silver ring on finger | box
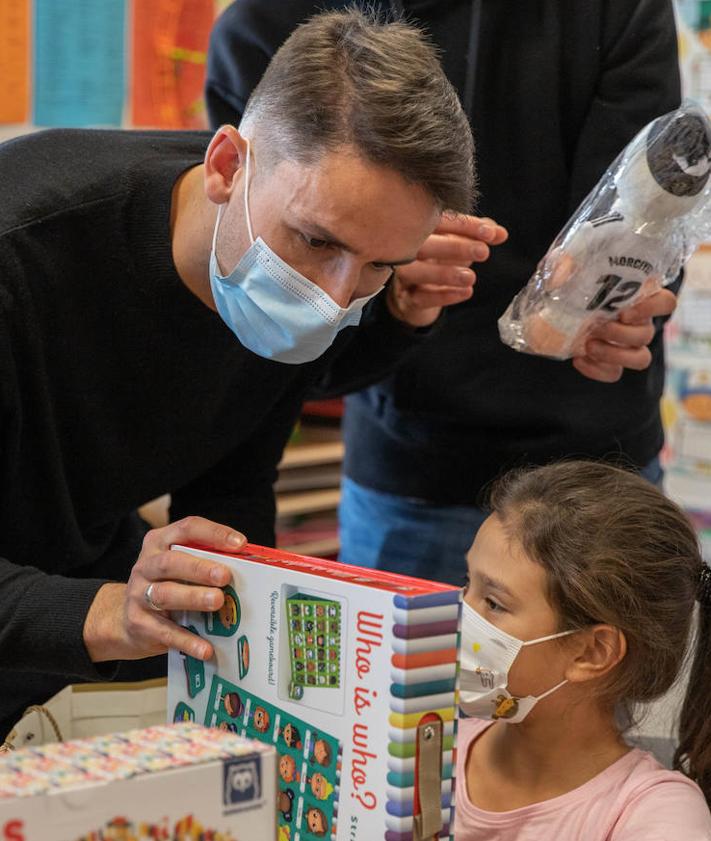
[144,582,163,612]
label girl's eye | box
[484,596,505,613]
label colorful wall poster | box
[676,0,711,108]
[0,0,30,124]
[130,0,215,129]
[33,0,126,127]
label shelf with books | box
[275,401,344,558]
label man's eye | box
[304,235,329,249]
[371,262,394,272]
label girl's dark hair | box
[488,460,711,804]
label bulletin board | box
[0,0,231,130]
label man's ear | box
[564,624,627,685]
[204,125,249,204]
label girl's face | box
[464,514,573,703]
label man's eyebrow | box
[474,571,516,600]
[302,221,417,266]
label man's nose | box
[316,260,362,308]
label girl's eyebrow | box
[474,570,516,601]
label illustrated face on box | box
[223,691,244,719]
[252,706,271,733]
[310,772,334,801]
[205,585,241,636]
[311,738,332,768]
[278,788,295,821]
[282,722,302,749]
[279,753,298,784]
[306,806,329,836]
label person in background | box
[206,0,680,584]
[457,461,711,840]
[0,9,483,739]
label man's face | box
[219,142,441,307]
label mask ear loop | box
[243,139,255,245]
[520,627,577,647]
[210,138,255,267]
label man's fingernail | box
[479,224,493,239]
[459,269,475,283]
[228,533,243,546]
[198,645,211,659]
[211,566,225,583]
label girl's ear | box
[565,625,627,684]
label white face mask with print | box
[459,601,576,723]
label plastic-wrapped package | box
[498,102,711,360]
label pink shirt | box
[455,718,711,841]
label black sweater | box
[0,128,429,735]
[206,0,681,504]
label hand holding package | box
[499,102,711,359]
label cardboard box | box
[0,723,276,841]
[167,544,462,841]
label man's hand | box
[387,214,508,328]
[83,516,246,663]
[573,289,677,383]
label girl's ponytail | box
[674,567,711,806]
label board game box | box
[167,544,462,841]
[0,723,276,841]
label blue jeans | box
[338,457,663,585]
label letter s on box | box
[4,820,25,841]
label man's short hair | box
[240,7,476,214]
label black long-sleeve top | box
[0,128,431,735]
[206,0,682,505]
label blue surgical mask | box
[209,141,383,364]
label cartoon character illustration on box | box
[278,826,291,841]
[309,771,335,801]
[252,705,271,733]
[222,690,244,719]
[680,369,711,422]
[95,817,144,841]
[173,701,195,723]
[280,721,302,749]
[278,788,296,822]
[205,585,240,636]
[499,103,711,359]
[306,806,329,837]
[236,634,250,679]
[180,626,206,698]
[137,820,170,840]
[218,720,239,734]
[279,753,299,784]
[310,737,332,768]
[174,815,209,841]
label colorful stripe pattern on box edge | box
[386,589,461,841]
